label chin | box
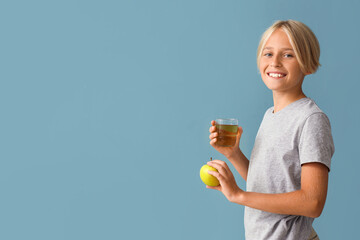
[263,81,284,91]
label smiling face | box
[259,29,306,93]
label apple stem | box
[210,157,212,161]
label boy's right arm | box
[226,147,249,181]
[209,120,249,181]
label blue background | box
[1,0,359,239]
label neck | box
[272,88,307,113]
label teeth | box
[269,73,285,78]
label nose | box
[270,54,282,67]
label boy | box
[207,20,334,240]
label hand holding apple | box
[206,159,243,203]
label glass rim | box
[215,118,238,125]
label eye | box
[263,52,272,57]
[284,53,294,58]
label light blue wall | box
[1,0,358,239]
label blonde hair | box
[257,20,321,74]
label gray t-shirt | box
[244,97,335,240]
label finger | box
[215,160,233,174]
[210,138,217,146]
[238,126,243,135]
[234,126,243,145]
[208,160,232,176]
[211,120,216,126]
[207,162,228,177]
[208,159,228,168]
[237,126,243,139]
[209,125,217,133]
[208,159,224,165]
[207,170,224,182]
[209,132,218,140]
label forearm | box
[233,189,323,218]
[226,148,249,181]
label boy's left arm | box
[207,160,328,218]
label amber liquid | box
[216,124,238,147]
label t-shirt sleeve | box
[299,112,335,171]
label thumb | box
[206,185,221,191]
[236,126,243,143]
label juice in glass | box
[215,119,238,147]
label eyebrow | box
[264,47,294,51]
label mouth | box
[267,72,287,79]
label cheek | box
[259,57,270,72]
[259,62,268,77]
[259,60,266,70]
[259,64,266,77]
[289,66,304,80]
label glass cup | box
[215,118,238,147]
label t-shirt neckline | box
[271,97,310,115]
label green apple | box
[200,164,220,187]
